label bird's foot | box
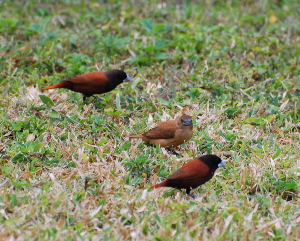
[165,148,181,156]
[92,95,103,102]
[186,193,196,198]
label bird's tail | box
[150,180,168,189]
[128,134,144,139]
[43,81,72,90]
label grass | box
[0,0,300,240]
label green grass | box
[1,0,300,240]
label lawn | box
[0,0,299,240]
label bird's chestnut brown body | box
[43,69,131,100]
[150,154,226,197]
[129,114,193,148]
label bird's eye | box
[181,119,184,123]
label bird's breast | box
[176,128,193,141]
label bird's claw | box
[166,148,181,156]
[92,95,104,102]
[186,193,196,198]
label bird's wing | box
[67,72,108,87]
[168,159,210,180]
[143,121,177,139]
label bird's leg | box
[92,95,103,102]
[165,148,181,156]
[185,187,195,198]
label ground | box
[0,0,299,240]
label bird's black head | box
[199,154,226,171]
[105,69,131,85]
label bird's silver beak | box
[218,160,226,168]
[124,74,131,82]
[182,119,192,126]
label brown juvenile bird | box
[43,69,131,101]
[129,114,193,154]
[150,154,226,198]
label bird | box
[128,114,193,154]
[150,154,226,198]
[42,69,131,101]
